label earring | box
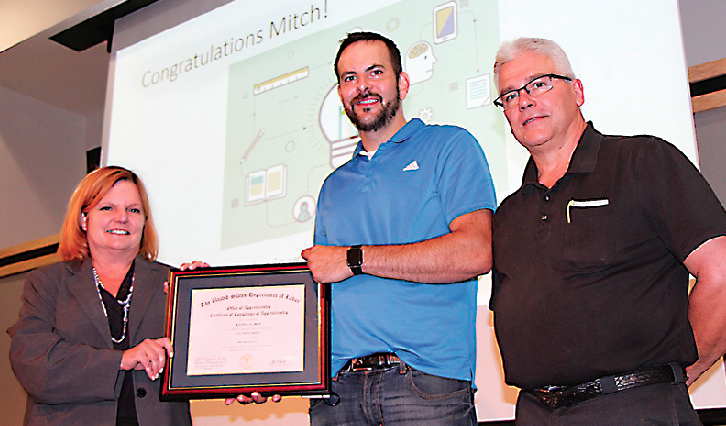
[81,214,87,231]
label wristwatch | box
[346,245,364,275]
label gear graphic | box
[416,107,434,124]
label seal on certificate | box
[239,354,255,370]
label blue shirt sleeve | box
[436,128,497,225]
[313,181,329,246]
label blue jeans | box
[309,364,476,426]
[516,382,702,425]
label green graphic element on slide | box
[221,0,504,250]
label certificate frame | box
[161,262,330,400]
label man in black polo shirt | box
[490,37,726,424]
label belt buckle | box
[350,357,375,372]
[542,385,567,393]
[532,385,571,409]
[348,353,400,372]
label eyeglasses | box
[493,74,572,111]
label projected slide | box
[220,0,504,250]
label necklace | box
[92,266,134,344]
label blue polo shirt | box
[314,118,497,381]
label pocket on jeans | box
[406,369,471,401]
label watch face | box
[347,246,363,267]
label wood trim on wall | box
[689,57,726,82]
[0,234,60,279]
[692,89,726,114]
[689,57,726,113]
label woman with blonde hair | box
[9,166,191,426]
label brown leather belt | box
[342,353,402,372]
[529,364,687,409]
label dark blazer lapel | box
[66,259,115,348]
[128,257,162,344]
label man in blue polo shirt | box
[300,31,497,426]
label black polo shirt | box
[491,122,726,390]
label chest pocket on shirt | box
[563,200,616,271]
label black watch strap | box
[346,245,363,275]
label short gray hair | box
[493,38,575,90]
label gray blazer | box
[8,256,191,426]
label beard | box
[344,89,401,132]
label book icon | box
[246,164,287,205]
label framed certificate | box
[160,262,330,399]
